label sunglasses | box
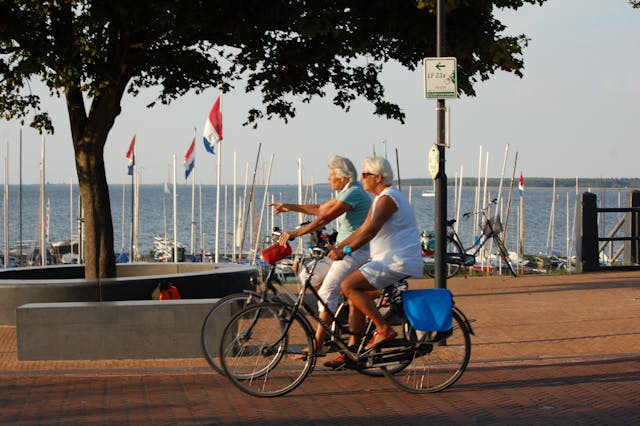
[361,172,376,178]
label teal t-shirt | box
[335,181,371,244]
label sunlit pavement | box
[1,271,639,425]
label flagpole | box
[190,128,196,258]
[214,141,222,261]
[134,168,140,261]
[130,140,135,262]
[199,184,203,260]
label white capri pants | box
[317,248,370,313]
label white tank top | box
[369,186,423,277]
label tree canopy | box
[0,0,547,277]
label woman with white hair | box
[270,155,371,360]
[326,156,422,368]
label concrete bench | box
[16,299,229,361]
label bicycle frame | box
[262,251,421,370]
[261,251,369,361]
[449,215,496,259]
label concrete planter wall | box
[0,262,258,325]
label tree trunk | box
[75,141,116,279]
[66,85,123,280]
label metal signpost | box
[426,0,458,290]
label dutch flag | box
[203,95,223,154]
[518,172,524,196]
[184,137,196,179]
[125,135,136,175]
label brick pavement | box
[1,271,639,425]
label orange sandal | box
[365,329,397,351]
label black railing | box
[576,191,640,272]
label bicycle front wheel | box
[201,292,264,375]
[220,302,315,397]
[493,236,517,277]
[382,310,471,393]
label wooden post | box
[625,190,640,265]
[576,192,599,272]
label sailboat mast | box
[251,153,275,264]
[19,129,22,266]
[232,151,237,262]
[239,144,261,262]
[39,135,45,266]
[3,144,8,268]
[120,182,125,250]
[173,154,178,264]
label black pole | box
[434,0,447,289]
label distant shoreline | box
[12,177,640,188]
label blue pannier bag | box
[401,289,453,332]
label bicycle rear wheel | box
[201,292,263,375]
[220,302,315,397]
[423,237,464,279]
[493,236,517,276]
[382,310,471,393]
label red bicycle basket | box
[262,243,292,265]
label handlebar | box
[461,198,498,219]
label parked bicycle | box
[423,198,517,278]
[218,248,474,397]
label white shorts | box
[317,248,369,313]
[359,260,409,290]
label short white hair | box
[328,155,357,183]
[363,156,393,185]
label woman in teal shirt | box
[271,155,371,363]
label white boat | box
[50,239,79,264]
[421,182,435,197]
[153,236,185,262]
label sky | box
[1,0,639,186]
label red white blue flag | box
[184,136,196,179]
[518,171,524,196]
[125,135,136,175]
[203,95,223,154]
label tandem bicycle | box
[217,246,474,397]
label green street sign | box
[424,57,458,99]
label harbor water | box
[0,183,634,262]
